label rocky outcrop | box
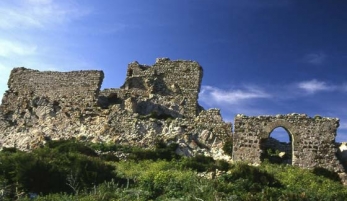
[0,58,232,161]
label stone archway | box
[261,120,296,165]
[260,126,294,165]
[232,114,341,171]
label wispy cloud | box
[297,79,333,94]
[198,82,347,141]
[0,40,37,57]
[0,0,93,101]
[303,52,327,65]
[199,85,271,108]
[0,0,90,30]
[199,85,274,119]
[342,83,347,92]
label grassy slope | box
[0,140,345,201]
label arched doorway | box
[261,127,293,165]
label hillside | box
[0,140,346,201]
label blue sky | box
[1,0,347,141]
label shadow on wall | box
[136,101,182,119]
[97,93,122,109]
[97,94,181,119]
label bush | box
[260,163,347,199]
[312,167,341,183]
[130,145,179,161]
[0,140,120,199]
[222,138,233,156]
[1,140,347,200]
[219,163,282,193]
[46,140,97,157]
[90,140,180,161]
[180,155,215,172]
[179,155,230,172]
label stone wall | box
[233,114,343,172]
[98,58,203,119]
[119,58,203,118]
[0,58,231,162]
[1,67,103,114]
[1,58,346,176]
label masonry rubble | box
[0,58,232,161]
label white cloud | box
[0,40,37,57]
[303,52,327,65]
[296,80,347,95]
[0,0,93,103]
[342,83,347,92]
[0,0,90,30]
[198,85,271,121]
[297,79,333,94]
[200,85,271,105]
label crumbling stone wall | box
[0,58,231,162]
[115,58,203,118]
[98,58,203,119]
[1,58,346,176]
[1,67,103,114]
[233,114,343,172]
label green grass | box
[0,139,345,200]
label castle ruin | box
[0,58,346,178]
[0,58,231,161]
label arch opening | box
[261,127,293,165]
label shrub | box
[90,140,180,161]
[179,155,230,172]
[312,167,341,183]
[1,140,347,200]
[221,163,282,192]
[0,140,120,199]
[180,155,215,172]
[222,138,233,156]
[46,140,97,157]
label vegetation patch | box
[0,139,346,200]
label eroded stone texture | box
[1,68,103,113]
[0,58,231,161]
[233,114,343,172]
[99,58,203,118]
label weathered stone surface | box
[101,58,203,118]
[1,57,346,179]
[0,58,232,161]
[233,114,344,173]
